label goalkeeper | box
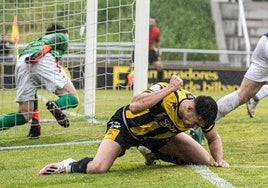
[0,24,79,135]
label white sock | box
[216,91,239,121]
[255,85,268,101]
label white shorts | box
[15,53,69,102]
[245,35,268,82]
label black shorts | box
[148,50,158,64]
[104,107,171,157]
[131,50,159,65]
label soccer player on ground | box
[217,32,268,121]
[0,24,79,136]
[39,75,229,176]
[246,85,268,118]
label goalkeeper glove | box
[25,45,52,64]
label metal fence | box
[9,42,252,68]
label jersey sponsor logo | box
[104,128,120,140]
[152,108,178,133]
[158,119,177,133]
[153,112,167,121]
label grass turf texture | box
[0,90,267,187]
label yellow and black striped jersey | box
[123,82,195,140]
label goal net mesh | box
[0,0,136,150]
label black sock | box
[155,151,187,165]
[71,157,93,173]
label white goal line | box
[190,165,235,188]
[0,140,101,151]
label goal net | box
[0,0,148,150]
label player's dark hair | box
[194,95,217,128]
[45,24,68,35]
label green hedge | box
[1,0,217,60]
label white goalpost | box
[85,0,149,118]
[133,0,149,95]
[0,0,149,150]
[84,0,97,119]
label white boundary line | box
[190,165,235,188]
[0,94,103,151]
[0,135,264,188]
[0,140,101,151]
[1,142,236,188]
[4,94,259,187]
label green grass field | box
[0,90,267,187]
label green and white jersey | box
[20,33,68,61]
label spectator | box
[148,16,164,82]
[130,16,164,85]
[0,34,14,61]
